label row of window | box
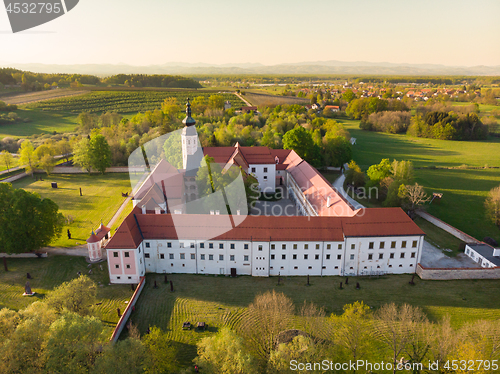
[367,252,416,260]
[271,243,342,250]
[251,167,268,173]
[113,251,130,257]
[145,253,249,262]
[367,240,418,250]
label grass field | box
[11,173,132,247]
[0,89,87,105]
[129,273,500,367]
[338,118,500,243]
[0,256,133,334]
[243,91,309,107]
[0,109,78,139]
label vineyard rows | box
[28,91,245,113]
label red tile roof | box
[105,208,424,249]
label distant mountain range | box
[1,60,500,76]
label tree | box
[0,150,14,172]
[485,185,500,227]
[194,327,258,374]
[76,112,97,133]
[208,94,225,110]
[73,138,92,173]
[342,89,356,103]
[335,301,372,366]
[323,136,352,168]
[241,290,295,362]
[19,140,36,175]
[283,126,321,166]
[34,144,56,175]
[89,134,112,174]
[375,303,428,374]
[162,131,183,169]
[92,338,147,374]
[56,139,72,162]
[367,158,392,184]
[43,313,104,374]
[268,335,317,374]
[344,160,365,188]
[0,183,64,254]
[45,276,97,315]
[142,327,179,374]
[399,183,430,213]
[161,97,180,120]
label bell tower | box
[181,98,199,170]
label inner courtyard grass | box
[129,273,500,367]
[0,256,133,333]
[10,173,132,247]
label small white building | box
[465,243,500,268]
[86,223,111,262]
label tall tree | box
[19,140,36,175]
[142,327,179,374]
[0,150,14,172]
[92,338,147,374]
[45,276,97,316]
[34,144,56,175]
[89,134,112,174]
[73,138,92,173]
[485,185,500,227]
[0,183,64,254]
[283,126,321,167]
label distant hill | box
[1,60,500,76]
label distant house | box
[311,103,321,110]
[224,101,231,110]
[465,243,500,268]
[324,105,340,112]
[241,106,258,113]
[305,104,313,110]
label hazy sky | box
[1,0,499,66]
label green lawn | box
[11,173,132,247]
[0,109,78,139]
[338,118,500,243]
[413,217,464,255]
[130,273,500,368]
[0,256,133,333]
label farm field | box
[26,90,245,113]
[243,91,309,107]
[130,273,500,368]
[0,109,78,139]
[0,89,87,105]
[10,173,131,247]
[0,255,133,334]
[338,118,500,243]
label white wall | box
[248,164,276,193]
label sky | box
[1,0,499,67]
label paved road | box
[235,92,253,107]
[331,166,365,209]
[420,240,480,268]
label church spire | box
[182,98,196,127]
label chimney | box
[327,196,331,207]
[236,210,241,215]
[494,248,500,257]
[141,206,146,214]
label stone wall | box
[416,211,480,244]
[417,264,500,280]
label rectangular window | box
[251,167,256,173]
[209,254,214,260]
[315,244,320,250]
[351,244,355,250]
[230,243,235,249]
[271,244,275,250]
[350,254,355,260]
[126,264,130,269]
[263,176,268,181]
[326,254,330,260]
[282,254,286,260]
[304,244,309,249]
[201,254,205,260]
[145,253,150,258]
[124,252,130,257]
[264,167,268,173]
[169,253,174,259]
[380,242,385,249]
[294,266,298,269]
[293,254,297,260]
[219,255,224,261]
[402,241,407,248]
[115,264,119,269]
[219,243,224,249]
[200,243,204,249]
[293,244,297,249]
[337,254,342,260]
[368,254,373,260]
[304,254,308,260]
[379,253,383,259]
[369,242,374,249]
[401,253,405,258]
[244,255,249,261]
[113,252,118,257]
[327,244,331,249]
[390,253,395,259]
[209,243,214,249]
[230,255,235,261]
[282,244,286,250]
[391,241,396,248]
[411,252,416,258]
[244,244,249,249]
[160,254,165,259]
[337,244,342,250]
[271,254,275,260]
[167,242,172,248]
[180,253,185,260]
[412,240,418,248]
[258,245,263,251]
[190,243,195,248]
[145,242,150,248]
[191,254,195,260]
[179,243,184,248]
[315,254,319,260]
